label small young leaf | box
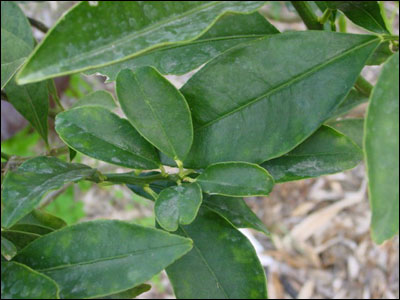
[365,53,399,244]
[14,220,193,299]
[326,1,390,34]
[327,118,364,148]
[155,183,202,232]
[116,67,193,161]
[1,261,59,299]
[203,195,269,236]
[1,1,35,88]
[16,1,266,84]
[166,207,267,299]
[262,126,362,183]
[196,162,274,196]
[55,106,160,169]
[97,284,151,299]
[1,156,95,228]
[87,12,279,81]
[72,90,117,110]
[1,236,17,260]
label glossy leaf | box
[16,1,266,84]
[166,207,267,299]
[15,209,67,230]
[261,126,362,183]
[1,230,40,250]
[1,261,59,299]
[365,53,399,244]
[367,41,394,66]
[14,220,193,299]
[127,172,176,200]
[9,224,53,236]
[1,156,96,228]
[326,1,390,34]
[178,31,379,168]
[328,118,364,148]
[328,88,368,120]
[1,236,17,260]
[97,284,151,299]
[203,195,269,236]
[72,90,117,110]
[87,12,278,81]
[1,1,34,88]
[4,80,49,144]
[155,183,202,231]
[117,67,193,160]
[196,162,274,196]
[55,106,160,169]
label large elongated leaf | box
[166,207,267,299]
[261,126,362,183]
[87,12,278,81]
[203,195,269,236]
[16,1,266,84]
[196,162,274,196]
[178,31,379,168]
[365,53,399,244]
[1,1,34,88]
[72,90,117,110]
[55,106,160,169]
[326,1,390,34]
[327,118,364,148]
[14,220,193,299]
[116,67,193,161]
[1,261,59,299]
[155,183,202,231]
[97,284,151,299]
[4,80,49,143]
[1,156,95,228]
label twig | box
[290,1,323,30]
[28,17,49,33]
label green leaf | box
[1,1,34,88]
[196,162,274,196]
[97,284,151,299]
[14,220,193,299]
[1,261,59,299]
[55,106,160,169]
[326,1,390,34]
[203,195,269,236]
[87,12,278,81]
[69,147,77,161]
[15,209,67,230]
[116,67,193,161]
[4,80,49,144]
[365,52,399,244]
[9,224,53,236]
[72,90,117,110]
[155,183,202,231]
[327,118,364,148]
[1,156,95,228]
[1,230,40,250]
[261,126,362,183]
[328,88,368,120]
[16,1,266,84]
[367,41,394,66]
[178,31,379,168]
[166,207,267,299]
[1,236,17,260]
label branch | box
[28,17,49,33]
[290,1,323,30]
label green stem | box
[102,172,170,186]
[318,8,332,24]
[355,76,373,97]
[48,80,65,111]
[290,1,323,30]
[143,185,158,200]
[338,14,347,32]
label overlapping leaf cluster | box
[1,1,398,299]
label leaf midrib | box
[195,37,379,131]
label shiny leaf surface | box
[1,156,95,228]
[155,183,202,231]
[1,261,59,299]
[365,53,399,244]
[196,162,274,196]
[87,12,278,80]
[166,207,267,299]
[261,126,362,182]
[97,284,151,299]
[16,1,266,84]
[180,31,379,168]
[116,67,193,160]
[72,90,117,110]
[328,118,364,148]
[14,220,193,299]
[55,106,160,169]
